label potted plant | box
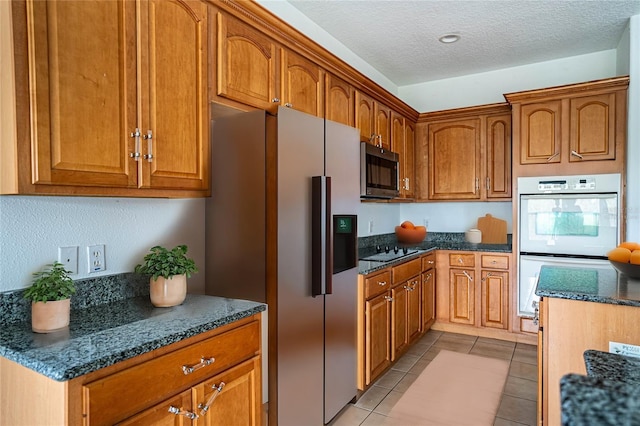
[24,261,76,333]
[135,244,198,307]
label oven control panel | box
[537,177,596,192]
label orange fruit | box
[619,241,640,251]
[414,225,426,232]
[608,247,632,263]
[401,221,415,229]
[630,250,640,265]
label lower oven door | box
[517,255,611,317]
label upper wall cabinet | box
[325,73,355,127]
[280,49,325,117]
[5,0,209,197]
[505,76,628,177]
[392,112,416,199]
[356,91,393,150]
[216,12,279,111]
[416,104,511,201]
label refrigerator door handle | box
[312,176,333,296]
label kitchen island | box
[535,265,640,425]
[0,285,266,425]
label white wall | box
[626,15,640,241]
[0,197,206,293]
[399,50,618,112]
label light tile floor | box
[329,330,538,426]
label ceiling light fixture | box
[439,34,460,44]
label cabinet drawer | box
[449,253,475,268]
[421,253,436,271]
[83,320,260,425]
[392,258,421,284]
[481,254,509,270]
[365,270,391,299]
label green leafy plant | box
[134,244,198,280]
[24,261,76,303]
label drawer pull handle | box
[199,382,226,416]
[168,405,198,420]
[182,357,215,375]
[428,260,434,265]
[384,295,393,302]
[463,270,473,281]
[458,258,463,264]
[378,281,387,286]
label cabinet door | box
[281,49,324,117]
[569,93,616,162]
[216,13,278,110]
[391,284,408,360]
[119,390,194,425]
[365,293,391,385]
[480,270,508,329]
[486,114,511,199]
[519,101,562,164]
[375,103,392,151]
[141,0,209,191]
[406,277,421,343]
[194,357,261,426]
[325,73,354,127]
[421,268,435,332]
[355,91,375,144]
[449,268,475,325]
[428,119,481,200]
[402,120,416,199]
[27,0,137,188]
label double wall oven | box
[517,173,622,317]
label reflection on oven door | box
[517,255,612,317]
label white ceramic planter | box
[150,274,187,307]
[31,299,70,333]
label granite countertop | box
[560,350,640,425]
[358,238,512,275]
[535,265,640,307]
[0,294,266,381]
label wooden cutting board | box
[477,214,507,244]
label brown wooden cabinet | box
[0,315,262,426]
[538,297,640,425]
[505,76,628,177]
[355,91,392,150]
[436,251,510,332]
[421,253,436,332]
[325,73,355,127]
[6,0,209,197]
[394,112,416,199]
[280,48,325,117]
[418,103,511,201]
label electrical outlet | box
[368,220,374,234]
[58,246,78,275]
[423,217,430,228]
[87,244,106,273]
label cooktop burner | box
[360,247,419,262]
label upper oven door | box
[519,193,619,257]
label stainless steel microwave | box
[360,142,399,199]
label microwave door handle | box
[312,176,332,296]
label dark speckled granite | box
[584,350,640,385]
[0,294,265,381]
[560,374,640,426]
[535,265,640,307]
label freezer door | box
[277,107,326,425]
[324,119,359,423]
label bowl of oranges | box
[607,241,640,279]
[395,221,427,244]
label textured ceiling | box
[286,0,640,86]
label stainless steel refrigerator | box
[205,105,359,425]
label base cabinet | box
[538,297,640,426]
[358,253,436,390]
[0,315,262,426]
[436,251,510,332]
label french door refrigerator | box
[205,105,359,425]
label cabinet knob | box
[384,295,393,302]
[271,98,281,103]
